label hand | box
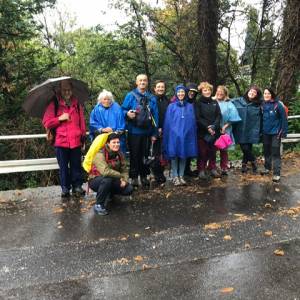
[158,128,162,136]
[59,112,70,121]
[151,136,157,142]
[81,142,86,152]
[208,128,215,136]
[222,124,229,134]
[127,111,136,119]
[120,179,127,188]
[102,127,113,133]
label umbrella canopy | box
[23,76,89,118]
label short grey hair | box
[97,89,114,103]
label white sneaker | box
[179,176,187,185]
[272,175,280,182]
[173,177,181,186]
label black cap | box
[107,132,120,143]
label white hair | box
[97,89,114,104]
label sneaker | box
[210,169,221,178]
[198,170,208,180]
[131,178,139,188]
[251,162,258,174]
[94,204,108,216]
[72,186,86,197]
[141,177,150,187]
[179,176,187,185]
[241,163,247,173]
[272,175,280,182]
[261,169,270,175]
[173,177,181,186]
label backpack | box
[131,91,154,129]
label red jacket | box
[43,95,86,149]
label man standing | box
[43,80,86,198]
[122,74,158,188]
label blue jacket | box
[262,100,288,137]
[163,100,198,159]
[89,102,125,140]
[121,88,158,136]
[232,96,262,144]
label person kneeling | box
[89,133,133,215]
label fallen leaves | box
[264,203,272,208]
[264,231,273,237]
[223,235,232,241]
[165,192,172,199]
[275,187,280,192]
[134,233,141,238]
[115,258,130,265]
[274,249,285,256]
[220,287,234,294]
[53,207,64,213]
[204,223,221,230]
[244,243,251,249]
[134,255,144,262]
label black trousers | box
[263,134,281,176]
[127,134,150,179]
[240,143,256,164]
[89,176,133,205]
[151,137,165,180]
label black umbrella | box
[23,76,89,118]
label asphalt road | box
[0,162,300,299]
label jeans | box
[89,176,133,205]
[263,134,281,176]
[171,158,186,178]
[55,146,82,192]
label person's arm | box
[116,103,126,132]
[42,101,60,129]
[93,152,122,178]
[122,93,135,120]
[89,106,104,135]
[278,103,288,137]
[212,103,222,132]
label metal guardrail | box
[0,117,299,174]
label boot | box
[251,161,258,174]
[241,163,247,173]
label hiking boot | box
[173,177,181,186]
[184,169,198,177]
[241,163,247,173]
[72,186,86,197]
[94,204,108,216]
[210,169,221,178]
[155,175,166,184]
[131,178,139,188]
[221,169,228,176]
[272,175,280,183]
[251,162,258,174]
[198,170,208,180]
[141,177,150,187]
[261,168,270,175]
[61,191,70,198]
[179,176,187,185]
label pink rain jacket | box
[43,95,86,149]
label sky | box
[48,0,262,54]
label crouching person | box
[88,133,133,215]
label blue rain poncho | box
[163,85,198,159]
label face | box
[108,138,120,152]
[60,81,73,101]
[215,88,226,101]
[248,88,258,100]
[177,89,186,101]
[263,89,272,101]
[136,75,148,91]
[202,88,212,98]
[188,90,196,99]
[101,96,111,108]
[154,82,166,96]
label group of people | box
[43,75,288,215]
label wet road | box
[0,162,300,299]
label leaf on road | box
[53,207,64,213]
[265,203,272,208]
[116,258,130,265]
[264,231,273,237]
[57,225,63,229]
[204,223,221,230]
[134,255,144,262]
[275,187,280,192]
[166,192,172,199]
[220,287,234,293]
[134,233,141,238]
[120,235,129,241]
[223,235,232,241]
[274,249,285,256]
[244,243,251,249]
[234,213,245,217]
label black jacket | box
[195,96,222,138]
[155,95,169,129]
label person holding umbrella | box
[42,79,86,198]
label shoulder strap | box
[131,91,142,104]
[53,96,59,116]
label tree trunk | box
[275,0,300,102]
[197,0,219,86]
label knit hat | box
[186,83,198,93]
